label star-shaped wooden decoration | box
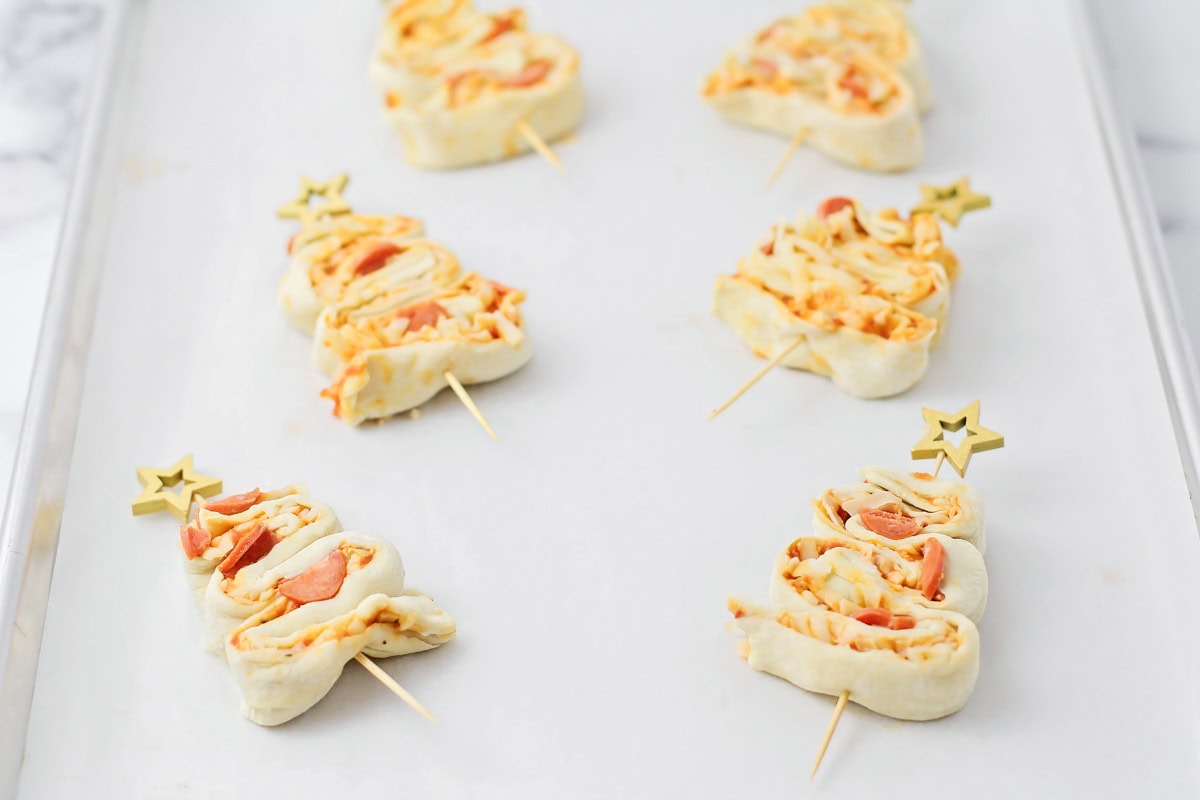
[911,177,991,227]
[910,401,1004,478]
[276,173,352,225]
[131,455,223,521]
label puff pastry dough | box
[217,530,455,726]
[178,487,341,604]
[316,271,530,425]
[702,0,928,172]
[179,485,456,726]
[372,0,583,169]
[729,466,988,721]
[277,209,530,425]
[278,214,426,334]
[713,197,958,398]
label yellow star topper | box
[131,455,223,521]
[910,401,1004,478]
[911,177,991,227]
[276,173,352,225]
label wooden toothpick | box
[354,653,438,723]
[810,689,849,781]
[710,336,805,421]
[443,371,498,440]
[516,121,564,173]
[764,127,809,190]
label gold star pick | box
[276,173,352,225]
[910,401,1004,478]
[131,455,223,521]
[911,177,991,227]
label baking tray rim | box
[1,0,1197,793]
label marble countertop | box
[1,0,1198,506]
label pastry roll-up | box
[729,595,979,721]
[226,592,456,726]
[746,198,956,332]
[315,272,531,425]
[754,0,933,113]
[383,31,583,169]
[772,530,988,623]
[278,213,426,335]
[370,0,528,101]
[308,239,464,373]
[702,40,921,172]
[713,270,934,399]
[814,465,985,552]
[177,487,341,604]
[202,531,406,656]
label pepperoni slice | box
[396,300,448,332]
[349,241,404,277]
[480,16,516,44]
[852,608,917,630]
[277,550,348,605]
[838,66,869,99]
[851,607,892,627]
[179,523,212,560]
[751,57,777,80]
[858,508,924,540]
[920,538,946,601]
[500,60,551,88]
[217,524,276,577]
[817,196,854,219]
[204,489,262,516]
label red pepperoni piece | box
[838,66,869,99]
[500,60,551,88]
[179,523,211,560]
[751,57,778,80]
[277,550,349,605]
[396,300,448,332]
[851,607,892,627]
[920,538,946,601]
[349,241,405,277]
[817,197,854,219]
[859,508,924,540]
[217,524,276,577]
[204,489,262,516]
[480,16,516,44]
[852,607,917,630]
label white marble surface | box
[0,0,1198,509]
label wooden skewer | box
[810,689,850,781]
[764,127,809,190]
[932,451,945,478]
[710,336,805,421]
[443,371,498,440]
[516,120,565,173]
[354,653,438,724]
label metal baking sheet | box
[4,0,1199,796]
